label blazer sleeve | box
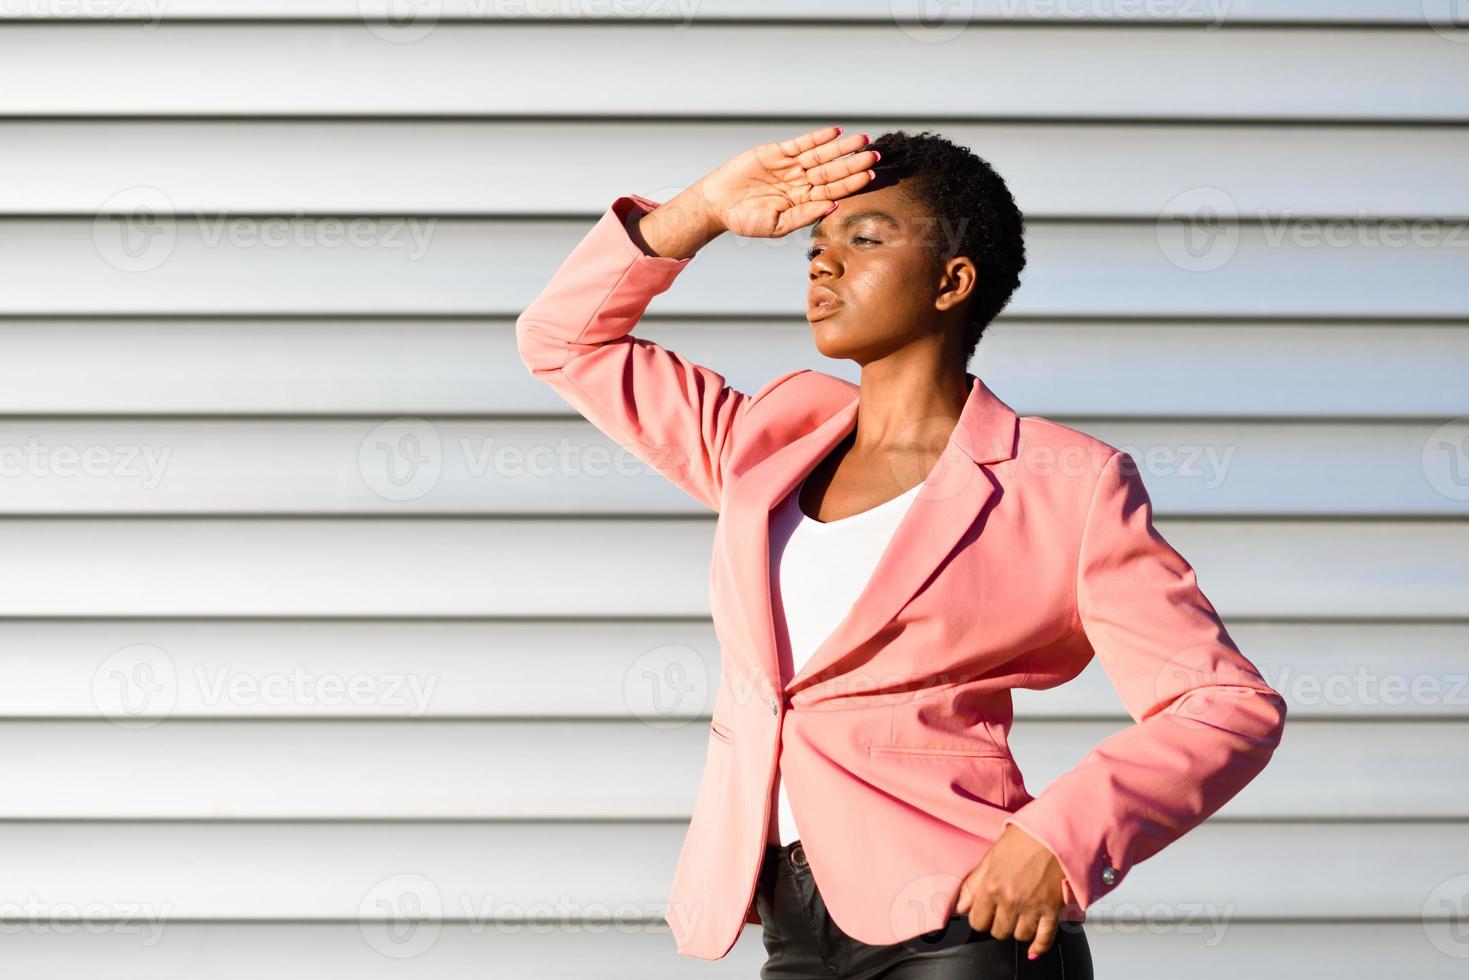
[515,193,775,513]
[1001,449,1288,912]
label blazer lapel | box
[722,372,1019,698]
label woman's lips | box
[808,299,843,321]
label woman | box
[516,127,1287,978]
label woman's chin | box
[810,336,850,360]
[810,324,874,361]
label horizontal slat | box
[0,921,744,980]
[0,619,725,719]
[2,620,1460,720]
[1,0,1456,23]
[1081,923,1469,980]
[1010,720,1469,818]
[4,218,1467,317]
[8,121,1469,219]
[0,922,1456,980]
[973,323,1469,418]
[0,720,706,819]
[2,319,1465,418]
[0,25,1464,118]
[1016,621,1469,720]
[0,821,1459,920]
[0,719,1460,819]
[0,518,1461,618]
[0,418,1464,516]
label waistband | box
[763,839,807,868]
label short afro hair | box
[860,130,1026,364]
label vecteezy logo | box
[93,186,177,273]
[361,0,442,44]
[1421,0,1469,44]
[358,872,444,958]
[1156,186,1240,273]
[1422,872,1469,958]
[890,871,971,952]
[891,0,977,44]
[358,417,444,502]
[92,643,178,729]
[624,643,711,730]
[1152,643,1256,734]
[633,184,707,272]
[1422,417,1469,502]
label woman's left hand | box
[953,823,1068,960]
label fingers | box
[1026,911,1059,961]
[786,127,872,170]
[984,896,1019,942]
[968,892,1060,959]
[772,198,837,237]
[811,167,876,203]
[774,125,845,160]
[806,147,879,189]
[963,892,997,938]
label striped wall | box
[0,4,1465,977]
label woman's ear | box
[935,254,977,313]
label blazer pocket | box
[867,742,1017,809]
[867,744,1009,759]
[709,719,736,744]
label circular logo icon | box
[1151,643,1257,733]
[624,643,711,730]
[1421,0,1469,43]
[890,870,970,951]
[93,186,176,273]
[885,414,987,506]
[358,417,443,502]
[361,0,442,44]
[358,872,443,958]
[636,184,708,271]
[1422,872,1469,958]
[92,643,178,729]
[1156,186,1240,273]
[1421,417,1469,502]
[890,0,977,44]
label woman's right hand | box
[695,126,879,238]
[636,127,879,259]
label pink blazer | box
[516,193,1289,961]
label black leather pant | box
[754,840,1094,980]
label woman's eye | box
[805,237,878,261]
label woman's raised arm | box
[514,127,879,511]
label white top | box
[767,475,925,845]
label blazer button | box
[1101,866,1118,886]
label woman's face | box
[804,180,969,364]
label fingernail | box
[1028,952,1039,960]
[834,126,843,135]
